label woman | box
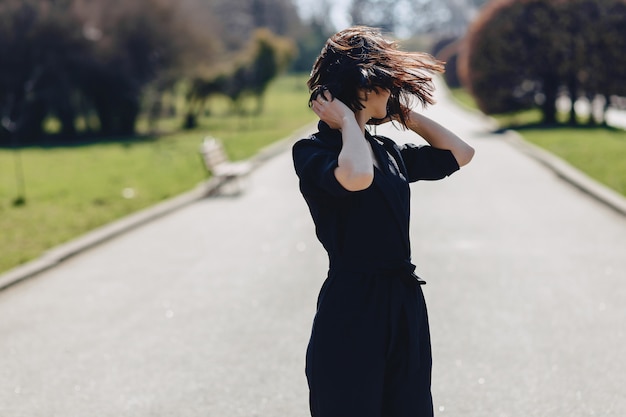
[292,26,474,417]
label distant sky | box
[293,0,352,30]
[293,0,459,38]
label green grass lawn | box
[0,74,316,274]
[522,128,626,197]
[449,88,626,198]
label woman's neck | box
[354,110,371,133]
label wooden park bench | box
[199,136,252,194]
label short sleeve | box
[399,143,460,182]
[292,138,352,197]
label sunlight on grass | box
[0,74,316,274]
[522,128,626,197]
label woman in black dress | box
[292,26,474,417]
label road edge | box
[502,130,626,217]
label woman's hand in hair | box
[310,89,355,131]
[310,88,374,191]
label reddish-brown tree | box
[459,0,626,125]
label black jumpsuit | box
[292,121,460,417]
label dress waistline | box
[328,258,426,285]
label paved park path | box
[1,83,625,417]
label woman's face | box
[362,87,391,119]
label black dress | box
[292,121,459,417]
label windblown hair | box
[308,26,445,127]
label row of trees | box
[0,0,308,145]
[458,0,626,125]
[0,0,208,143]
[9,0,621,143]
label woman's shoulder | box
[293,130,341,154]
[371,133,403,154]
[293,133,323,148]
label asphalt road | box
[1,86,625,417]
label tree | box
[431,36,463,88]
[0,0,310,143]
[0,0,92,142]
[76,0,211,135]
[291,18,333,73]
[565,0,626,124]
[184,29,296,128]
[198,0,301,53]
[0,0,214,144]
[459,0,563,123]
[555,0,626,125]
[459,0,626,125]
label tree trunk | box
[16,99,47,143]
[184,112,198,129]
[541,77,558,125]
[567,78,578,126]
[58,104,77,139]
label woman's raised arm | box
[404,110,475,167]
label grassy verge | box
[521,128,626,197]
[0,74,316,274]
[449,88,626,198]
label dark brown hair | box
[308,26,445,127]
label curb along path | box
[502,130,626,216]
[0,122,318,292]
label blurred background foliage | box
[0,0,491,146]
[458,0,626,126]
[2,0,624,146]
[0,0,307,144]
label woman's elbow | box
[456,145,475,167]
[335,166,374,191]
[343,174,374,191]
